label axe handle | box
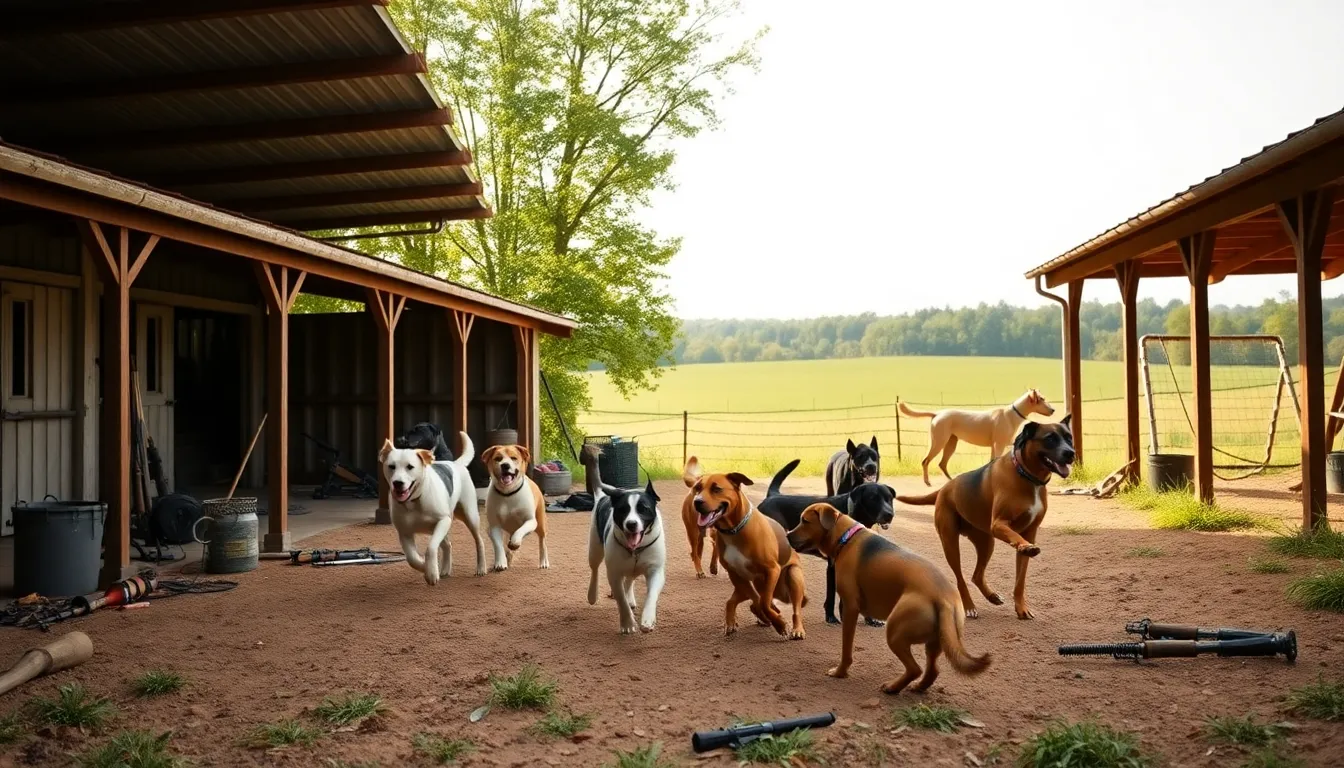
[228,414,267,500]
[0,631,93,697]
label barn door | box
[136,304,174,492]
[1,282,74,536]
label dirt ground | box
[1,472,1342,767]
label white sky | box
[645,0,1344,320]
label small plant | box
[411,733,474,765]
[533,709,591,739]
[488,665,557,711]
[131,671,186,698]
[1240,747,1305,768]
[29,683,116,729]
[861,739,890,765]
[1283,676,1344,721]
[1125,546,1164,558]
[313,692,383,727]
[892,704,966,733]
[1118,485,1264,532]
[1056,524,1094,536]
[605,742,678,768]
[76,730,186,768]
[1285,567,1344,612]
[245,719,322,749]
[0,712,25,744]
[1203,715,1282,746]
[1016,719,1153,767]
[1267,524,1344,559]
[734,727,818,765]
[1248,557,1290,574]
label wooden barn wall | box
[288,309,518,487]
[134,240,258,305]
[0,223,81,275]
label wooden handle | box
[0,631,93,697]
[228,414,267,500]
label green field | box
[577,356,1307,481]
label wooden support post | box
[449,309,475,456]
[366,288,406,524]
[1280,188,1335,530]
[1064,280,1084,463]
[77,220,158,587]
[1114,261,1141,485]
[1179,230,1218,505]
[513,326,537,458]
[1326,351,1344,451]
[255,263,306,552]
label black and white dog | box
[582,446,666,635]
[395,422,455,462]
[824,436,881,496]
[759,458,897,626]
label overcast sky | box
[645,0,1344,320]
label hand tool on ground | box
[692,712,836,753]
[0,631,94,696]
[1059,632,1297,663]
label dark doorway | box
[173,309,244,491]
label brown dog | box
[691,471,807,639]
[480,444,548,570]
[680,457,719,578]
[898,416,1075,620]
[786,503,990,694]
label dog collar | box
[716,504,754,535]
[831,523,865,558]
[494,476,525,497]
[1011,404,1026,419]
[1012,450,1049,486]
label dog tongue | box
[1057,462,1072,479]
[626,530,643,550]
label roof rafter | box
[0,0,388,40]
[142,150,473,187]
[275,207,493,231]
[222,182,484,212]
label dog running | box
[583,446,667,634]
[900,389,1055,485]
[481,443,549,570]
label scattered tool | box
[289,548,406,566]
[692,712,836,753]
[1126,618,1288,642]
[302,432,378,500]
[71,574,158,615]
[0,631,94,696]
[1060,618,1297,663]
[229,414,267,500]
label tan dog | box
[786,503,990,694]
[680,457,719,578]
[691,471,807,639]
[898,416,1075,620]
[900,389,1056,485]
[480,444,549,570]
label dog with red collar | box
[897,416,1075,621]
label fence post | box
[682,410,689,467]
[894,398,902,461]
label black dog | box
[395,422,455,461]
[758,458,896,626]
[825,436,880,496]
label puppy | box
[758,459,896,626]
[898,416,1075,620]
[786,503,990,694]
[680,456,719,578]
[378,432,486,584]
[692,471,806,639]
[395,421,455,461]
[900,389,1055,486]
[584,447,666,634]
[825,437,880,496]
[481,444,549,571]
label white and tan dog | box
[900,389,1056,486]
[378,432,487,584]
[481,444,549,571]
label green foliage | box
[733,727,818,765]
[1117,485,1264,532]
[532,709,591,739]
[29,683,116,729]
[0,712,25,744]
[75,731,186,768]
[1125,546,1164,558]
[1285,567,1344,612]
[488,665,558,710]
[1284,676,1344,721]
[313,692,383,726]
[1268,524,1344,559]
[244,720,322,749]
[604,742,677,768]
[1248,556,1290,574]
[1056,524,1094,536]
[892,704,967,733]
[1203,715,1282,746]
[1240,748,1305,768]
[1016,720,1153,768]
[131,671,186,698]
[412,733,475,764]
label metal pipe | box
[1035,275,1070,411]
[318,220,445,242]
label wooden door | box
[136,304,174,492]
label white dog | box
[582,447,666,634]
[378,432,486,584]
[481,443,549,570]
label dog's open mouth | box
[623,529,644,550]
[697,505,726,529]
[393,482,415,503]
[498,467,519,485]
[862,470,878,483]
[1041,455,1072,479]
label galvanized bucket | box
[193,497,260,574]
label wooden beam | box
[75,220,159,587]
[143,150,474,188]
[223,182,483,213]
[1280,187,1335,530]
[367,288,406,524]
[513,326,536,460]
[1114,261,1141,486]
[255,263,307,551]
[1,0,389,40]
[1063,281,1084,464]
[4,54,427,106]
[1326,347,1344,452]
[277,207,492,231]
[43,108,454,155]
[450,309,475,457]
[1208,236,1292,284]
[1179,230,1218,504]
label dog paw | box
[788,628,806,641]
[864,617,886,628]
[473,568,486,577]
[424,571,440,587]
[965,608,979,619]
[1016,607,1036,620]
[826,666,848,679]
[825,616,841,626]
[1019,544,1041,558]
[695,571,706,580]
[724,623,738,636]
[539,560,550,569]
[639,621,656,634]
[985,593,1004,606]
[492,564,508,573]
[508,540,522,551]
[620,626,637,635]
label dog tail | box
[766,459,800,498]
[683,456,703,488]
[896,489,939,506]
[937,600,991,676]
[582,444,620,495]
[898,401,936,419]
[453,432,474,467]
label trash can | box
[1147,454,1195,493]
[1327,451,1344,494]
[12,499,106,598]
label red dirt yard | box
[0,474,1341,767]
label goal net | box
[1139,334,1302,480]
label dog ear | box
[379,439,394,463]
[869,435,878,452]
[726,472,754,488]
[480,446,498,465]
[415,449,435,467]
[517,445,532,465]
[1014,421,1039,452]
[645,479,660,502]
[819,504,839,531]
[1060,413,1072,428]
[846,438,857,454]
[881,484,896,501]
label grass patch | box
[1203,715,1282,746]
[29,683,116,729]
[1240,747,1305,768]
[411,733,474,765]
[1056,524,1094,535]
[313,692,383,727]
[734,727,818,764]
[75,730,186,768]
[1017,719,1153,768]
[1248,557,1290,574]
[0,712,24,745]
[244,719,322,749]
[532,709,591,739]
[604,742,678,768]
[892,704,966,733]
[131,671,185,698]
[488,665,557,711]
[1283,676,1344,721]
[1118,484,1264,532]
[1285,567,1344,612]
[1125,546,1164,558]
[1062,462,1107,488]
[1267,524,1344,559]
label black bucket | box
[1328,452,1344,494]
[1147,453,1195,493]
[12,499,106,598]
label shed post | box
[255,263,305,552]
[367,289,406,524]
[513,326,538,459]
[450,310,474,456]
[1064,280,1084,463]
[1178,231,1217,504]
[1114,261,1141,485]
